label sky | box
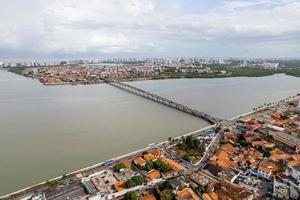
[0,0,300,59]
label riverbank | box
[6,66,300,87]
[2,94,298,199]
[1,70,300,196]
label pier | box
[101,78,220,124]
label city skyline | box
[1,0,300,59]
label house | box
[148,170,161,181]
[202,192,219,200]
[143,153,157,162]
[113,181,125,192]
[134,157,146,166]
[162,157,184,171]
[176,188,200,200]
[286,165,300,184]
[273,179,290,200]
[139,195,156,200]
[257,161,281,179]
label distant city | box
[2,58,300,86]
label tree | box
[183,154,193,162]
[145,160,153,171]
[153,160,171,172]
[113,163,126,172]
[125,191,137,200]
[126,179,136,188]
[132,176,144,185]
[237,134,249,147]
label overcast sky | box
[0,0,300,59]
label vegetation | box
[237,134,249,147]
[46,179,63,188]
[125,191,138,200]
[153,160,171,172]
[180,136,205,153]
[285,67,300,77]
[158,181,176,200]
[113,162,126,172]
[125,175,144,188]
[227,67,275,77]
[145,160,154,171]
[8,67,26,75]
[138,159,171,172]
[175,135,206,163]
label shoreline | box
[4,68,300,87]
[0,102,280,199]
[1,95,298,198]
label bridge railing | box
[101,78,219,124]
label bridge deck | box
[101,78,219,124]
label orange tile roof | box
[258,161,281,175]
[242,116,252,123]
[113,181,125,192]
[124,160,132,169]
[151,149,164,158]
[162,157,184,171]
[288,160,300,167]
[148,170,161,180]
[203,193,213,200]
[134,157,146,166]
[203,192,219,200]
[143,153,157,161]
[139,195,156,200]
[270,148,285,156]
[177,188,200,200]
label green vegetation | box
[125,175,144,188]
[125,191,138,200]
[157,181,176,200]
[113,162,126,172]
[180,136,205,153]
[138,159,171,172]
[227,67,275,77]
[237,134,249,147]
[46,179,64,188]
[183,154,194,162]
[153,160,171,172]
[8,67,27,75]
[145,160,154,171]
[285,67,300,77]
[177,135,205,163]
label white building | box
[261,62,279,70]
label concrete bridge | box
[101,78,220,125]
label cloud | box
[0,0,299,58]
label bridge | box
[100,78,220,125]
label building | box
[286,166,300,183]
[273,179,289,200]
[257,161,281,179]
[176,188,200,200]
[261,62,279,70]
[269,131,300,148]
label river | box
[0,70,299,195]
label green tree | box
[113,163,126,172]
[183,154,193,162]
[153,160,171,172]
[132,176,144,185]
[145,160,153,171]
[126,179,136,188]
[125,191,138,200]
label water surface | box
[0,71,299,195]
